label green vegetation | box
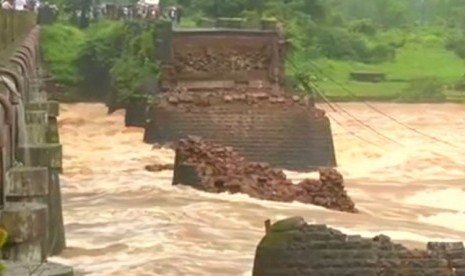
[41,0,465,103]
[40,24,85,85]
[41,19,159,104]
[0,228,8,272]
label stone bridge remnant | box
[0,9,72,275]
[140,18,337,171]
[166,136,355,212]
[253,217,465,276]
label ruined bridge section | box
[142,20,337,171]
[0,9,72,275]
[158,27,286,91]
[253,217,465,276]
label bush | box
[376,29,406,48]
[369,43,396,63]
[109,21,159,104]
[40,24,85,85]
[41,20,160,104]
[398,77,446,102]
[315,27,371,61]
[349,19,377,36]
[308,26,396,64]
[445,32,465,59]
[0,228,8,272]
[76,21,126,98]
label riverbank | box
[311,35,465,102]
[321,88,465,103]
[40,20,465,104]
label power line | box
[307,61,462,149]
[309,83,389,150]
[291,62,403,146]
[313,81,400,150]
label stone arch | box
[0,67,24,102]
[0,76,19,103]
[14,51,33,77]
[10,57,30,101]
[19,45,36,66]
[0,91,13,125]
[10,57,29,78]
[22,38,40,74]
[0,81,17,169]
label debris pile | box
[145,164,174,172]
[175,136,357,213]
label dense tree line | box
[47,0,465,64]
[41,0,465,103]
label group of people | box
[1,0,57,15]
[99,1,183,25]
[1,0,37,11]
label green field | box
[312,35,465,102]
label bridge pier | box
[0,10,72,275]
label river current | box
[49,102,465,275]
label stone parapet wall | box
[0,16,72,275]
[0,10,37,63]
[253,217,464,276]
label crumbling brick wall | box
[143,92,337,171]
[253,217,463,276]
[158,28,285,91]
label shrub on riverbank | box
[40,8,465,103]
[41,21,159,103]
[398,77,446,103]
[76,21,126,99]
[40,24,85,85]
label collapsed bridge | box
[120,18,338,172]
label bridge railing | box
[0,9,37,55]
[0,10,73,275]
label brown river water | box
[49,102,465,275]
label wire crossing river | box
[50,103,465,276]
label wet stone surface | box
[173,136,356,212]
[253,217,463,276]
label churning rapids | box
[49,103,465,275]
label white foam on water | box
[51,103,465,275]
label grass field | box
[312,37,465,102]
[41,20,465,103]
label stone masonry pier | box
[0,9,72,275]
[253,217,465,276]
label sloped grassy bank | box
[40,20,159,104]
[41,19,465,103]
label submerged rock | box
[145,164,174,172]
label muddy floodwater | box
[49,103,465,276]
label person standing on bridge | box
[1,0,13,9]
[14,0,26,10]
[166,5,183,26]
[176,5,183,24]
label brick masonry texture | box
[143,97,337,171]
[253,217,465,276]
